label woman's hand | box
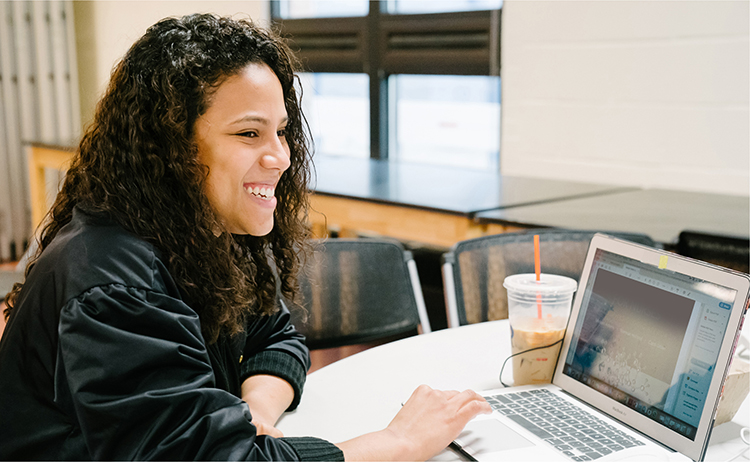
[386,385,492,460]
[337,384,491,461]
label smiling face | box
[194,63,291,236]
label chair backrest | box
[441,229,657,327]
[292,238,431,350]
[676,230,749,274]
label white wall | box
[500,0,749,196]
[73,0,269,128]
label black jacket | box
[0,207,343,461]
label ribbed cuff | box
[240,350,307,410]
[281,437,344,461]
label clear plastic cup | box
[503,273,577,386]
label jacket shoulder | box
[27,209,177,305]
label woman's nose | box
[262,136,291,171]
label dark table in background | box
[476,188,750,245]
[309,155,633,247]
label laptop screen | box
[562,249,738,441]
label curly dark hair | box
[4,13,312,343]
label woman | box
[0,13,489,461]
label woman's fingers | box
[450,389,492,419]
[406,385,491,421]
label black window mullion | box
[269,0,281,20]
[367,1,387,159]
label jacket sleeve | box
[56,283,341,461]
[240,298,311,411]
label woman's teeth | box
[247,186,274,200]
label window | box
[298,73,370,158]
[273,1,502,170]
[390,0,502,14]
[278,1,368,18]
[392,75,500,170]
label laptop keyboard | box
[485,389,646,461]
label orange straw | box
[534,235,542,319]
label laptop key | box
[583,452,602,460]
[505,414,554,439]
[493,395,512,404]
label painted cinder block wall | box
[501,0,749,196]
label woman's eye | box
[238,131,258,138]
[277,128,287,137]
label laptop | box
[453,233,750,462]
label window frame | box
[270,1,501,160]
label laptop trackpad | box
[455,419,534,455]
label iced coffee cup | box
[503,274,577,386]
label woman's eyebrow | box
[230,115,289,126]
[230,115,269,126]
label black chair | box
[292,238,431,350]
[441,229,657,327]
[676,230,749,274]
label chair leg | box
[407,259,432,333]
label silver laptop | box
[454,233,750,462]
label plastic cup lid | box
[503,273,578,295]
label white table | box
[277,321,750,461]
